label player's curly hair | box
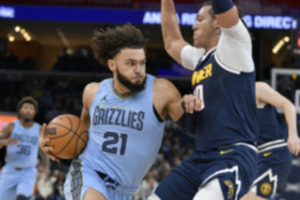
[91,23,148,66]
[17,96,38,112]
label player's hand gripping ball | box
[45,114,88,159]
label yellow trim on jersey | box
[220,148,234,155]
[263,152,272,157]
[110,80,137,100]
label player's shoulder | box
[83,82,103,98]
[153,78,174,90]
[153,78,179,99]
[84,82,102,91]
[1,122,14,135]
[83,82,102,106]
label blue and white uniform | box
[154,19,258,200]
[251,104,292,199]
[0,120,40,199]
[64,75,165,200]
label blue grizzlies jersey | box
[191,49,258,151]
[79,74,165,189]
[5,120,40,168]
[257,104,287,145]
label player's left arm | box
[153,78,201,121]
[212,0,254,73]
[153,78,201,136]
[256,82,300,156]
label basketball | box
[45,114,88,159]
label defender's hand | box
[182,94,202,114]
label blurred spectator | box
[35,166,57,200]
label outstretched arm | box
[211,0,239,28]
[256,82,300,156]
[161,0,189,65]
[212,0,254,73]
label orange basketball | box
[45,114,88,159]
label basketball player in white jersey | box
[39,23,201,200]
[0,96,49,200]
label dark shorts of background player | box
[154,144,258,200]
[253,146,292,199]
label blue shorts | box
[64,159,136,200]
[154,144,257,200]
[0,163,37,200]
[252,145,292,199]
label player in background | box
[241,82,300,200]
[148,0,258,199]
[39,23,201,200]
[0,96,49,200]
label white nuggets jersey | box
[6,120,40,168]
[79,74,165,189]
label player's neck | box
[112,79,134,97]
[205,38,218,52]
[20,119,34,128]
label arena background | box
[0,0,300,199]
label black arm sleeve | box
[175,112,197,138]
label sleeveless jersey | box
[5,120,40,168]
[191,49,258,151]
[79,74,165,189]
[257,104,287,145]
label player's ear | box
[214,21,221,34]
[107,59,115,71]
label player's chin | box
[23,117,33,122]
[132,78,144,84]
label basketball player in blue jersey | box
[148,0,258,199]
[241,82,300,200]
[0,96,49,200]
[39,23,201,200]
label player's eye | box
[128,61,135,66]
[140,60,146,66]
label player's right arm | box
[256,82,300,156]
[161,0,204,70]
[161,0,189,66]
[80,82,101,130]
[0,123,18,149]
